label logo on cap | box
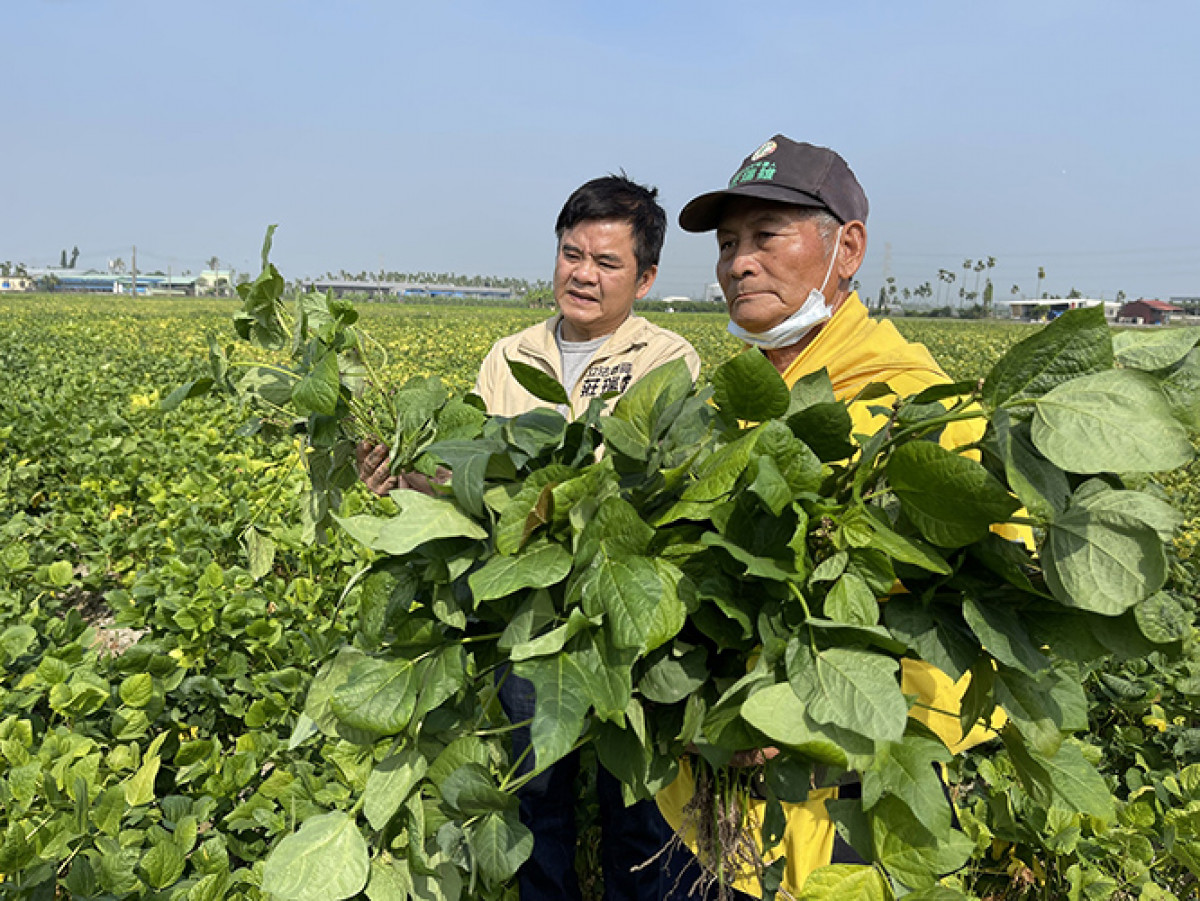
[750,140,777,161]
[728,161,777,187]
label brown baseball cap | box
[679,135,869,232]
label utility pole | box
[131,245,138,298]
[881,243,893,312]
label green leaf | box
[495,482,552,555]
[336,492,487,556]
[366,856,412,901]
[611,356,693,436]
[364,748,428,832]
[861,731,953,835]
[575,629,635,722]
[995,668,1064,756]
[1031,368,1194,473]
[259,223,278,269]
[1112,325,1200,370]
[788,402,858,462]
[262,811,370,901]
[513,651,592,770]
[427,735,491,787]
[747,455,791,515]
[1036,741,1115,821]
[48,559,74,587]
[858,514,951,575]
[824,573,879,627]
[160,376,215,411]
[469,540,573,603]
[755,419,824,495]
[292,349,341,416]
[119,673,155,708]
[1135,591,1191,644]
[656,428,761,523]
[992,410,1070,521]
[236,365,293,407]
[412,644,467,721]
[510,608,595,662]
[645,559,688,652]
[125,744,162,806]
[982,305,1112,412]
[701,532,797,583]
[575,495,654,561]
[883,599,976,682]
[711,348,791,421]
[872,795,974,889]
[740,684,869,768]
[330,657,416,737]
[140,840,186,889]
[578,551,660,650]
[244,526,277,581]
[467,810,533,889]
[638,645,708,704]
[505,357,569,405]
[1161,347,1200,429]
[961,596,1048,676]
[887,441,1019,547]
[794,864,890,900]
[1072,482,1183,542]
[0,624,36,663]
[303,646,367,738]
[597,416,651,460]
[1043,506,1167,615]
[787,367,837,410]
[787,642,907,743]
[441,763,515,816]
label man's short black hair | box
[555,174,667,276]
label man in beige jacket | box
[358,174,700,489]
[357,174,700,900]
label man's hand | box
[728,747,780,768]
[355,441,400,496]
[355,441,450,498]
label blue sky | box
[5,0,1198,303]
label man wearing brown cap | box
[657,136,996,896]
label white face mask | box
[726,225,843,351]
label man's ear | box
[635,264,658,300]
[836,221,867,283]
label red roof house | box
[1117,299,1184,325]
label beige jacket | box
[474,314,701,417]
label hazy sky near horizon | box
[5,0,1198,303]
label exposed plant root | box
[636,759,796,901]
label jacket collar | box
[516,313,651,366]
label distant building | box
[1117,299,1184,325]
[25,268,219,296]
[1007,298,1120,322]
[304,279,515,301]
[193,270,235,296]
[702,283,725,303]
[0,275,33,292]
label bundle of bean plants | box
[175,234,1199,901]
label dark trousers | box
[500,670,678,900]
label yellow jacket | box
[657,295,1008,896]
